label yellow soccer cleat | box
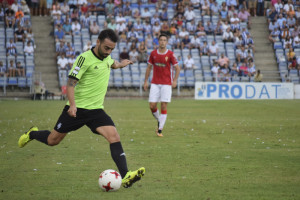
[18,126,38,148]
[122,167,145,188]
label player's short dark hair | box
[98,29,118,43]
[158,33,168,40]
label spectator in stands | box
[223,27,234,42]
[296,7,300,24]
[70,8,79,22]
[123,1,132,17]
[268,27,280,43]
[57,53,69,71]
[129,47,139,63]
[119,47,129,61]
[293,33,300,48]
[116,21,127,35]
[39,0,47,16]
[288,56,297,71]
[238,7,251,29]
[269,20,278,32]
[65,44,75,59]
[245,33,255,52]
[71,20,81,35]
[8,59,16,77]
[83,41,92,52]
[24,41,34,56]
[56,41,66,57]
[247,59,256,77]
[287,14,296,28]
[55,25,65,43]
[254,69,263,82]
[277,14,287,30]
[107,18,117,32]
[184,54,195,70]
[62,20,72,35]
[88,0,105,16]
[67,54,76,71]
[184,6,196,22]
[152,21,161,36]
[231,62,239,76]
[0,61,7,77]
[205,21,214,35]
[60,1,69,15]
[90,21,100,35]
[179,27,189,39]
[291,26,299,38]
[16,61,25,77]
[14,25,25,43]
[145,33,154,49]
[190,34,202,49]
[214,20,224,35]
[105,0,114,16]
[81,3,88,15]
[200,41,209,56]
[127,28,139,43]
[141,7,151,22]
[287,47,296,62]
[181,35,191,49]
[160,21,170,36]
[51,3,61,19]
[283,35,292,49]
[209,41,219,56]
[186,19,197,35]
[220,64,231,82]
[218,53,230,69]
[236,45,248,63]
[201,1,210,16]
[25,28,34,45]
[15,7,24,21]
[211,61,220,81]
[238,62,249,76]
[6,38,17,57]
[297,56,300,70]
[5,11,15,28]
[138,41,148,63]
[119,31,127,43]
[20,0,30,15]
[281,26,290,40]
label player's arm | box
[111,59,133,69]
[172,64,180,88]
[66,77,78,117]
[143,63,152,91]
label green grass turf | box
[0,99,299,200]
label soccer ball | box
[98,169,122,192]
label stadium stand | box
[266,0,300,83]
[51,0,264,90]
[0,0,35,95]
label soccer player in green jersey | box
[18,29,145,188]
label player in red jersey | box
[143,34,180,137]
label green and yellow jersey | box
[67,47,114,109]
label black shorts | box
[54,105,115,134]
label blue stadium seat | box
[18,77,27,88]
[8,77,18,85]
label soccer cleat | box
[122,167,145,188]
[18,126,38,148]
[155,129,163,137]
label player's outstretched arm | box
[172,64,180,88]
[111,59,133,69]
[143,64,152,91]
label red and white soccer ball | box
[98,169,122,192]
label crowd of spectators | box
[267,0,300,82]
[49,0,266,85]
[0,0,35,84]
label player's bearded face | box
[97,39,116,59]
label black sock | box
[29,130,51,145]
[110,142,128,178]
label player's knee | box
[47,138,61,146]
[149,104,157,111]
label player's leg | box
[156,85,172,136]
[92,110,145,188]
[148,84,161,131]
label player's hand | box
[120,59,133,68]
[143,82,148,91]
[68,105,77,118]
[172,81,177,88]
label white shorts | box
[149,84,172,103]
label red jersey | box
[148,49,178,85]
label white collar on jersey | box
[156,49,169,55]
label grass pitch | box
[0,99,299,200]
